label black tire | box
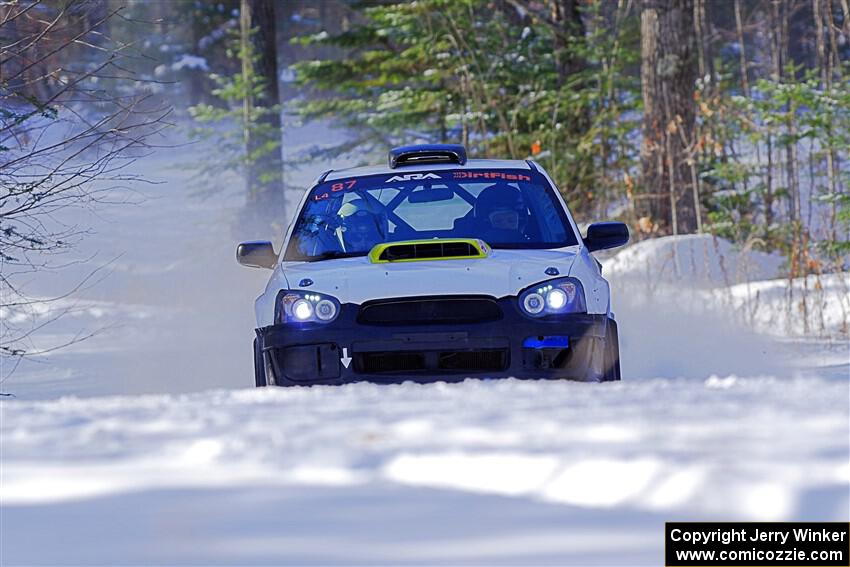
[253,337,268,387]
[602,318,622,381]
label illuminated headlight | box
[292,299,313,320]
[518,278,586,317]
[277,291,341,324]
[547,288,567,310]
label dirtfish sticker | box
[453,171,531,181]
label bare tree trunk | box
[693,0,706,78]
[779,0,799,226]
[768,1,782,81]
[825,0,841,75]
[841,0,850,35]
[639,0,699,234]
[240,0,255,189]
[734,0,749,96]
[767,0,798,227]
[813,0,828,87]
[815,0,843,243]
[766,132,774,230]
[692,0,712,83]
[188,9,205,106]
[240,0,284,219]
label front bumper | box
[255,298,610,386]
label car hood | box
[278,247,579,304]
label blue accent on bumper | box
[522,336,569,349]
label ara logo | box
[385,172,442,182]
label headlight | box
[518,277,586,317]
[277,291,341,324]
[292,299,313,320]
[315,299,337,321]
[522,292,545,314]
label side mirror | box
[583,222,629,253]
[236,241,277,269]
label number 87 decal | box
[313,179,357,201]
[331,179,357,192]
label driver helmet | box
[474,184,528,232]
[337,198,387,252]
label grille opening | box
[379,241,481,262]
[438,349,507,372]
[356,352,426,374]
[354,348,508,375]
[358,297,502,326]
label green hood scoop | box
[369,239,491,263]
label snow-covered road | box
[3,367,848,564]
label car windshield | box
[284,168,578,262]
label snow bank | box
[603,233,784,288]
[605,234,849,339]
[717,273,850,337]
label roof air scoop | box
[388,144,468,169]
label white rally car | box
[237,144,629,386]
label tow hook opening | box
[522,336,571,370]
